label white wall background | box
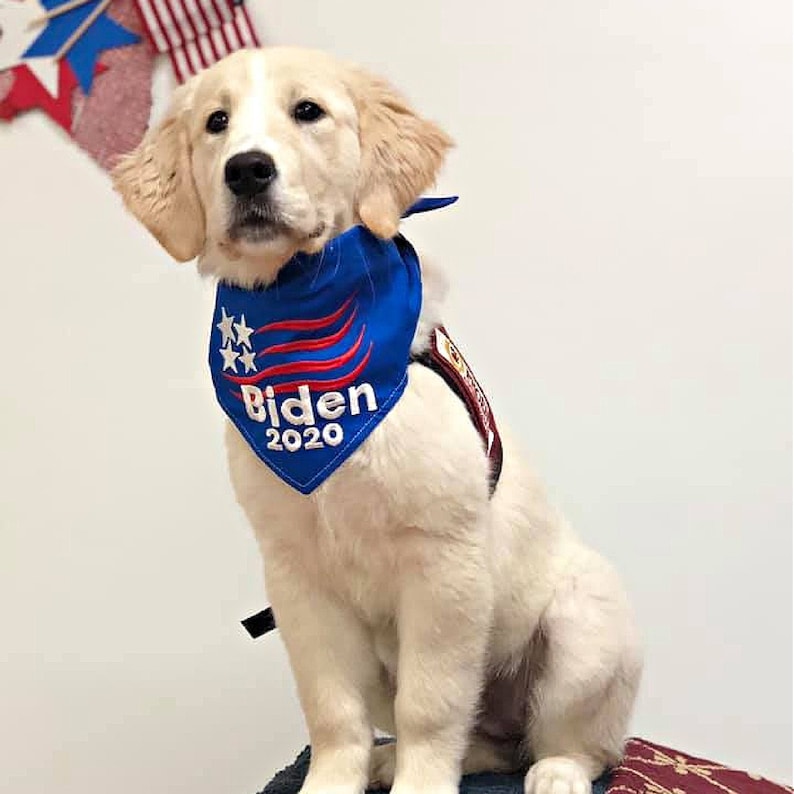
[0,1,790,792]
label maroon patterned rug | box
[607,739,791,794]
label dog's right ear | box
[112,81,205,262]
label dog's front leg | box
[391,530,493,794]
[266,561,378,794]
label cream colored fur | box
[113,47,642,794]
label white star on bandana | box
[234,314,254,349]
[239,348,257,373]
[216,307,236,346]
[219,342,240,373]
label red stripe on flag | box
[185,39,204,74]
[169,0,196,52]
[235,2,259,46]
[176,0,215,72]
[214,0,234,23]
[224,18,241,50]
[173,0,199,41]
[192,0,231,60]
[200,0,222,30]
[231,15,248,48]
[180,0,207,35]
[134,0,169,51]
[185,0,220,61]
[196,23,220,62]
[209,0,234,52]
[167,48,186,82]
[212,28,228,58]
[196,33,215,66]
[148,0,182,52]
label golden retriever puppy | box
[113,47,641,794]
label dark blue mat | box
[257,746,610,794]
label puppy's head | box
[113,47,452,286]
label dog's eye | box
[292,100,326,124]
[206,110,229,134]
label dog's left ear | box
[349,70,453,239]
[112,80,205,262]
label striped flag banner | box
[133,0,259,83]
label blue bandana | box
[209,197,457,494]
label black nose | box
[224,151,278,197]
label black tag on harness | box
[241,607,276,638]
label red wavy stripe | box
[258,310,357,358]
[225,327,366,386]
[271,345,373,394]
[228,345,373,400]
[256,295,356,334]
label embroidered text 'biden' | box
[240,382,379,451]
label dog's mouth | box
[227,201,328,249]
[228,200,290,243]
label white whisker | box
[355,247,376,300]
[311,246,328,288]
[332,244,342,279]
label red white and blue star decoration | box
[0,0,261,171]
[0,0,67,124]
[23,0,138,93]
[0,0,138,133]
[0,0,153,169]
[0,58,105,129]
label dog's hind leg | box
[464,734,524,775]
[524,549,642,794]
[370,734,522,789]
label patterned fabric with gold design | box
[609,739,792,794]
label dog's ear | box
[349,70,453,239]
[112,81,204,262]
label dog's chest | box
[226,364,490,622]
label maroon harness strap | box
[411,326,503,496]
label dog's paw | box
[368,742,397,790]
[525,757,591,794]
